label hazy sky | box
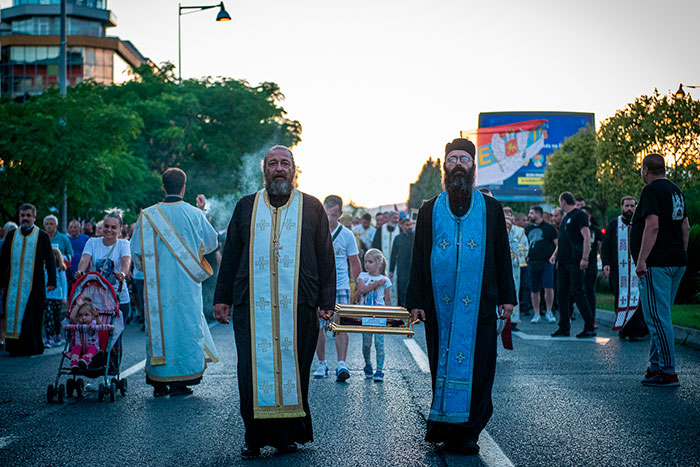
[3,0,699,207]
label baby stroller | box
[47,272,127,403]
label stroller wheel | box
[46,384,55,403]
[119,378,128,396]
[57,384,65,403]
[109,381,116,402]
[98,383,105,402]
[76,379,84,397]
[66,379,74,398]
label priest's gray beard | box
[265,176,293,197]
[443,165,475,200]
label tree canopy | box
[543,90,700,225]
[0,63,301,224]
[408,157,443,209]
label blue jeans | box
[639,266,685,374]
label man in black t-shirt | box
[581,206,603,321]
[549,192,596,338]
[526,206,557,323]
[630,153,689,387]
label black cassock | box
[405,193,516,444]
[214,191,336,449]
[389,230,414,307]
[601,218,648,338]
[0,227,56,356]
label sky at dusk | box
[2,0,699,208]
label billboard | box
[461,111,595,202]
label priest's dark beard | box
[443,165,475,201]
[265,179,293,197]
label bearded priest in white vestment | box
[214,145,336,460]
[131,168,219,397]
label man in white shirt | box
[313,195,361,382]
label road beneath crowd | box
[1,314,699,466]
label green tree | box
[543,126,617,221]
[0,85,158,223]
[408,157,443,209]
[0,63,303,224]
[598,89,700,224]
[101,63,302,203]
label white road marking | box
[121,358,146,378]
[121,321,219,379]
[403,339,515,467]
[513,331,611,345]
[479,430,515,467]
[403,339,430,373]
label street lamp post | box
[178,2,231,85]
[675,83,699,99]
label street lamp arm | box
[178,2,231,85]
[179,2,225,14]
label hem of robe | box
[146,365,206,383]
[146,374,203,386]
[424,318,497,444]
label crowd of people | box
[0,142,689,459]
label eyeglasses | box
[446,155,473,164]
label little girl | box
[354,248,392,382]
[44,248,68,348]
[69,297,102,370]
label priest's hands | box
[196,194,207,211]
[318,309,334,320]
[498,304,513,320]
[603,265,610,278]
[213,303,231,324]
[410,309,426,323]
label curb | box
[596,308,700,351]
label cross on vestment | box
[461,295,473,307]
[272,241,283,261]
[261,380,272,394]
[282,219,295,231]
[256,296,270,312]
[257,219,270,231]
[281,337,292,351]
[620,296,627,305]
[441,293,452,305]
[466,238,478,250]
[280,255,292,268]
[280,295,291,309]
[438,238,451,250]
[256,256,269,271]
[257,338,271,352]
[285,379,295,393]
[620,259,627,268]
[455,351,467,364]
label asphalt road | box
[1,313,699,467]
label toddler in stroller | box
[47,272,126,403]
[68,297,102,370]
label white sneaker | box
[530,314,541,323]
[545,311,556,323]
[313,362,329,379]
